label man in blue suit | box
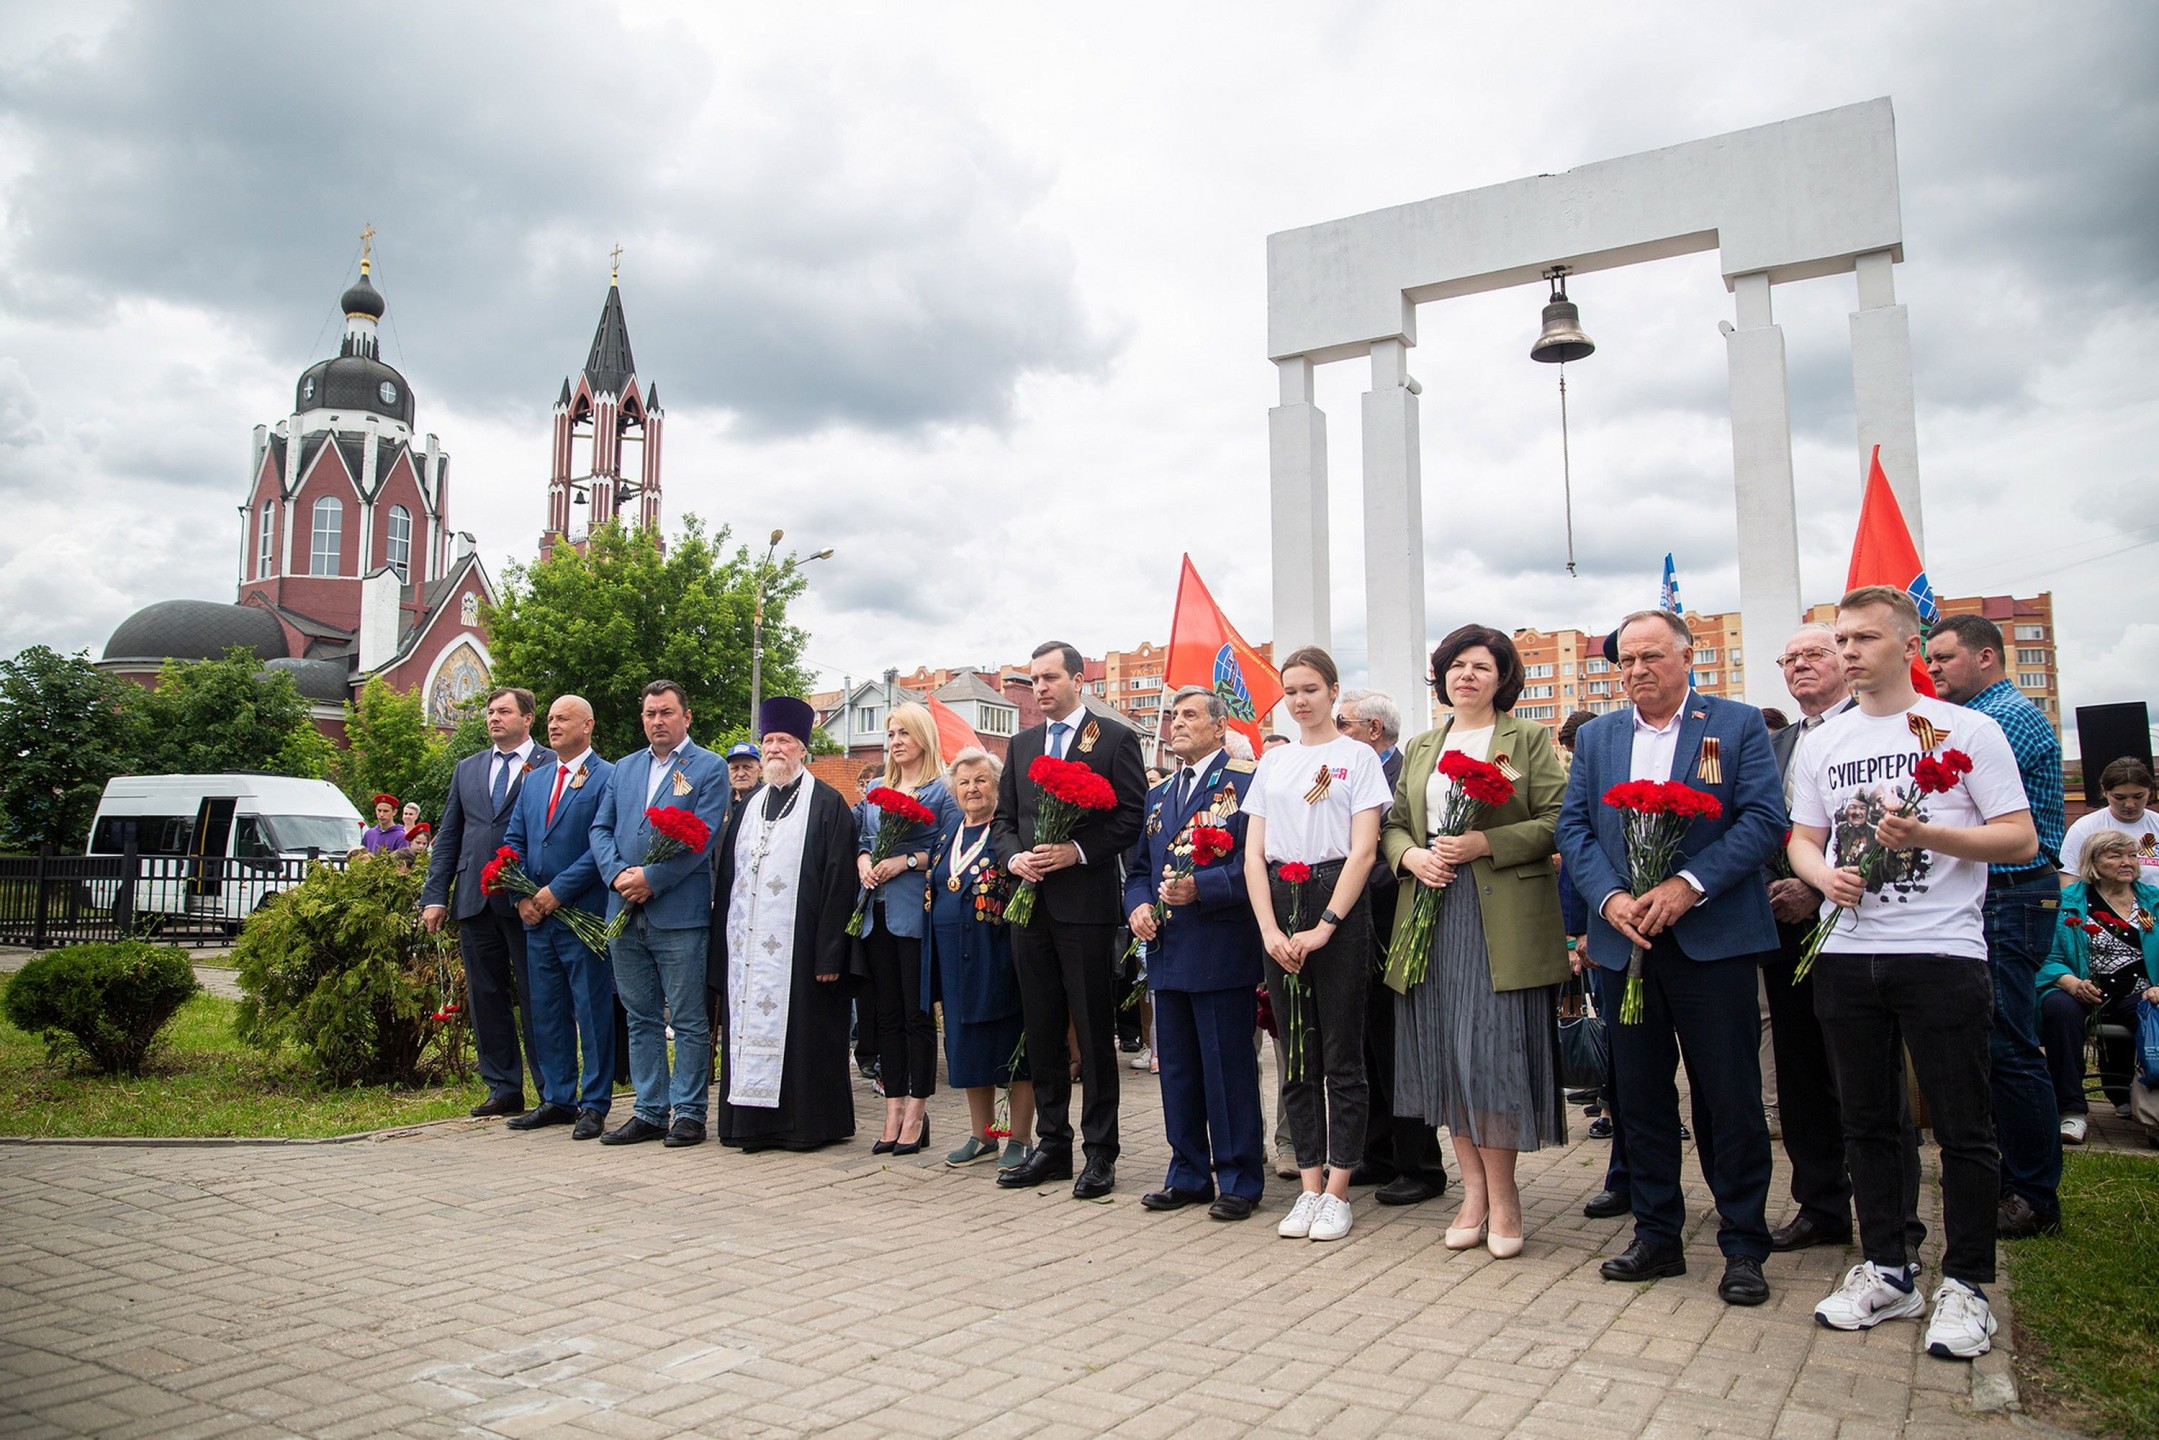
[423,686,555,1116]
[590,680,730,1148]
[1124,687,1267,1222]
[502,695,616,1141]
[1557,609,1784,1307]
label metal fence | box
[0,849,347,950]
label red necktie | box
[546,764,571,823]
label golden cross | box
[609,243,623,282]
[360,221,376,261]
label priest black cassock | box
[709,697,858,1151]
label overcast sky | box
[3,2,2153,738]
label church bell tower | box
[545,250,664,552]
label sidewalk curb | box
[0,1115,484,1148]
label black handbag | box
[1557,974,1609,1092]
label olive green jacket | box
[1379,712,1569,994]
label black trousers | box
[1362,975,1446,1181]
[1265,881,1372,1170]
[459,908,540,1102]
[1012,917,1121,1164]
[864,916,936,1100]
[1813,951,1998,1285]
[2040,985,2138,1112]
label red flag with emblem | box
[1163,556,1281,756]
[1846,445,1938,697]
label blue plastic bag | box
[2138,996,2159,1087]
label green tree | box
[486,517,814,759]
[411,707,491,822]
[334,677,446,818]
[0,646,139,852]
[130,648,335,779]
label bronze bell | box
[1530,271,1594,364]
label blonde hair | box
[882,702,942,788]
[2079,829,2140,884]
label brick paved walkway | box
[0,1067,2026,1439]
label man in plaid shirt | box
[1929,614,2065,1239]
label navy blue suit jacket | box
[423,741,557,921]
[1122,755,1262,993]
[503,753,615,923]
[1556,693,1782,967]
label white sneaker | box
[1308,1193,1354,1242]
[1129,1047,1152,1071]
[1925,1279,1997,1359]
[1277,1190,1324,1238]
[1814,1262,1926,1331]
[2060,1114,2088,1144]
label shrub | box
[3,941,201,1075]
[232,855,470,1087]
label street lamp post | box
[750,529,832,730]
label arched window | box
[310,496,342,575]
[385,505,412,582]
[257,500,275,577]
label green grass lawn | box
[2008,1148,2159,1439]
[0,984,488,1139]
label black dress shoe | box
[996,1150,1074,1189]
[1072,1159,1116,1200]
[1346,1163,1392,1187]
[1375,1175,1445,1206]
[600,1116,667,1145]
[1718,1255,1770,1306]
[1587,1116,1614,1140]
[1768,1214,1853,1252]
[1140,1187,1212,1211]
[506,1102,577,1131]
[1997,1192,2062,1238]
[470,1094,527,1118]
[1566,1088,1599,1105]
[1208,1195,1257,1221]
[570,1109,605,1141]
[1600,1239,1687,1282]
[1583,1189,1632,1219]
[664,1117,706,1147]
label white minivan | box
[85,775,365,926]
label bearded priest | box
[711,697,860,1151]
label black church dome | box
[102,600,287,666]
[340,271,385,320]
[295,353,415,426]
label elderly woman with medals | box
[709,697,860,1152]
[924,746,1035,1170]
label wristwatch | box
[1320,907,1343,926]
[907,853,920,870]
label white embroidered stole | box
[725,776,815,1108]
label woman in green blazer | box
[1381,624,1570,1258]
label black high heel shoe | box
[871,1137,898,1155]
[892,1117,930,1156]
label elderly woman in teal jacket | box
[2037,829,2159,1144]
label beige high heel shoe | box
[1485,1230,1524,1259]
[1444,1219,1487,1250]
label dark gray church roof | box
[102,600,287,665]
[582,283,637,396]
[262,656,352,703]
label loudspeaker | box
[2075,702,2153,807]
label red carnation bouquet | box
[1275,861,1315,1080]
[1006,756,1119,926]
[1385,750,1515,989]
[848,785,940,936]
[603,806,714,941]
[1602,780,1724,1022]
[1125,823,1236,962]
[481,844,615,953]
[1791,747,1972,981]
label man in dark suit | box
[992,641,1146,1199]
[501,694,616,1141]
[1125,687,1266,1220]
[423,686,556,1116]
[1338,688,1449,1206]
[1557,609,1784,1307]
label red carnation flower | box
[1190,825,1236,867]
[1912,757,1955,795]
[1941,749,1974,776]
[645,807,712,854]
[1278,862,1312,883]
[865,786,937,827]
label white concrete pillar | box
[1361,338,1427,718]
[1849,249,1924,551]
[1725,273,1804,710]
[1269,355,1329,663]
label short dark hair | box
[2099,756,2155,791]
[1031,641,1083,679]
[641,679,690,710]
[1930,613,2004,662]
[1428,624,1525,712]
[1556,710,1596,749]
[485,685,536,717]
[1278,645,1338,690]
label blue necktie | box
[490,751,514,811]
[1049,722,1069,759]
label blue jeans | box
[610,917,711,1124]
[526,919,617,1113]
[1983,872,2062,1223]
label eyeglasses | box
[1776,646,1837,669]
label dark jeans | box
[1813,951,1998,1285]
[1264,878,1371,1170]
[864,916,935,1100]
[1604,936,1773,1259]
[1012,918,1121,1164]
[459,909,540,1103]
[1984,872,2064,1223]
[2040,986,2139,1112]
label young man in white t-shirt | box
[1788,586,2039,1359]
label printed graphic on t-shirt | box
[1830,786,1932,900]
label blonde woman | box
[857,703,960,1154]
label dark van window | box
[90,816,193,855]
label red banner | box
[1163,555,1281,756]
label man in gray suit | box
[424,686,557,1116]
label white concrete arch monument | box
[1266,98,1919,710]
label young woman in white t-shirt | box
[2058,757,2159,880]
[1242,646,1392,1243]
